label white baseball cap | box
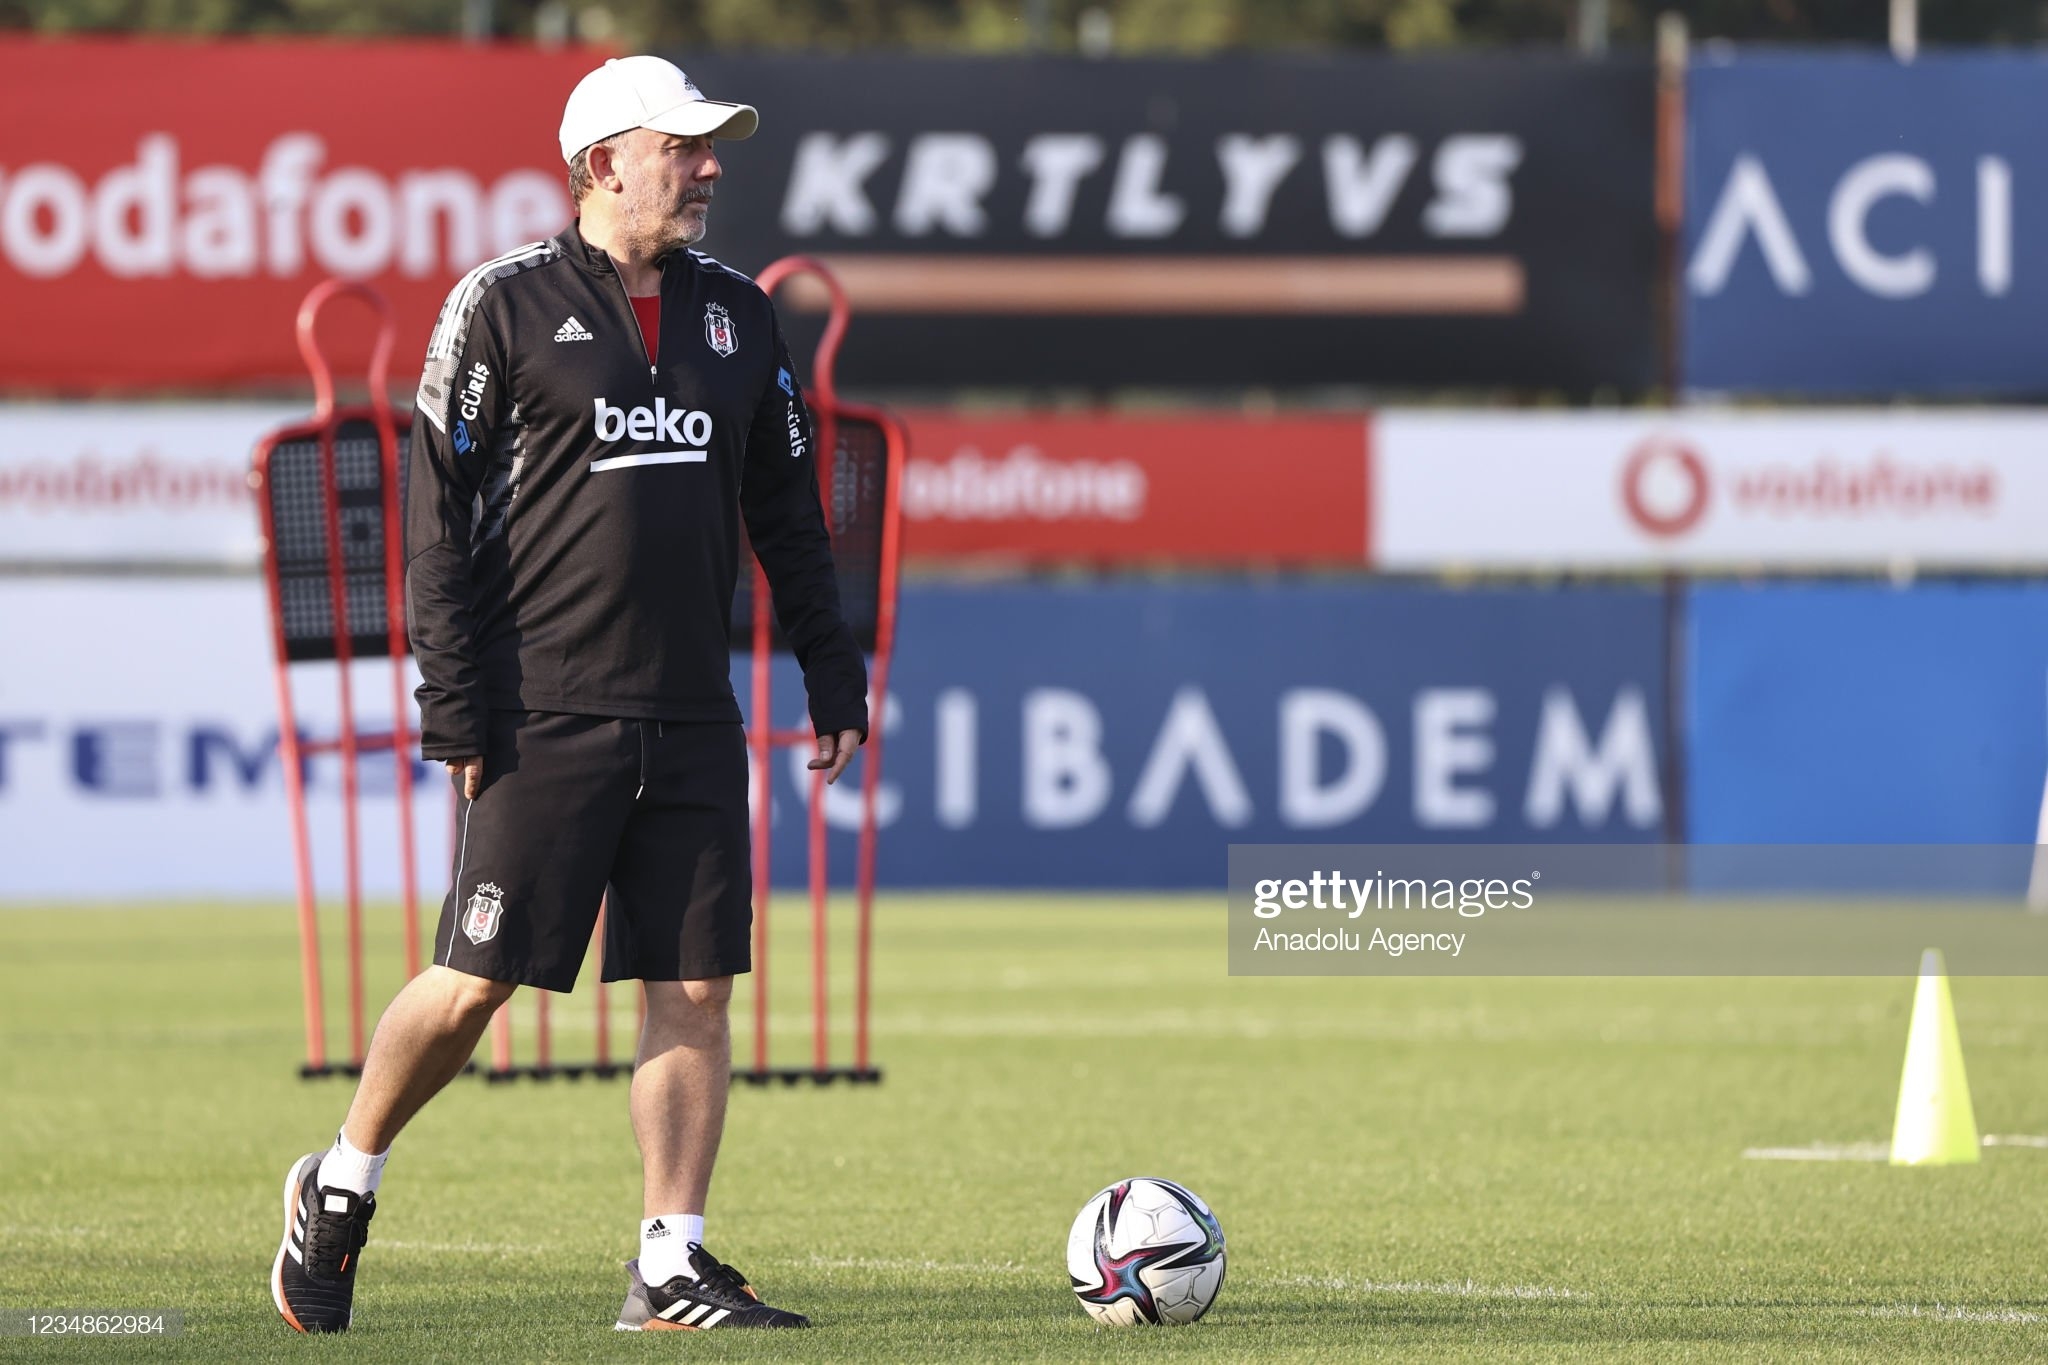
[558,56,758,164]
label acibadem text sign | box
[679,54,1656,391]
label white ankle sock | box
[323,1130,388,1198]
[639,1214,704,1285]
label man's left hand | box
[806,728,865,785]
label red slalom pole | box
[808,764,829,1075]
[535,991,552,1073]
[853,703,885,1076]
[276,680,325,1073]
[853,405,904,1077]
[257,440,326,1075]
[314,419,367,1068]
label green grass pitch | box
[3,896,2047,1362]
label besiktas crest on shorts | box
[704,302,737,357]
[463,882,506,945]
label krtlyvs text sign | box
[682,53,1656,389]
[1684,54,2048,395]
[0,39,601,390]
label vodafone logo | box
[0,133,567,281]
[1619,434,1710,539]
[904,445,1148,523]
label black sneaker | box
[613,1244,810,1330]
[270,1151,375,1334]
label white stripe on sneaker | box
[680,1303,711,1326]
[656,1299,694,1322]
[700,1308,731,1328]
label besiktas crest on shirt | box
[704,302,737,357]
[463,882,506,945]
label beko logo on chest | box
[588,397,716,471]
[592,397,714,445]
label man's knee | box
[645,976,733,1030]
[424,965,516,1025]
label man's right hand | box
[446,756,483,800]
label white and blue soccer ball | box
[1065,1177,1226,1325]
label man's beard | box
[618,182,713,255]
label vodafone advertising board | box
[0,403,295,563]
[0,403,1372,568]
[0,39,598,391]
[1375,410,2048,569]
[896,412,1370,565]
[21,401,2048,572]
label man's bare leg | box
[342,965,516,1153]
[613,976,807,1327]
[274,965,515,1334]
[632,977,733,1220]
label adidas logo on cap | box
[555,315,593,342]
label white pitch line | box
[1862,1304,2045,1325]
[1745,1136,2048,1161]
[1742,1143,1889,1162]
[1280,1274,1579,1300]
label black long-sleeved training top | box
[405,221,868,760]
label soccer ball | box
[1065,1177,1226,1325]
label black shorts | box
[432,711,752,991]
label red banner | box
[0,39,605,392]
[897,412,1370,565]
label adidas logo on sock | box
[555,315,593,342]
[646,1219,670,1238]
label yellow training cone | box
[1889,949,1980,1166]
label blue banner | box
[1684,54,2048,395]
[1687,583,2048,846]
[745,584,1670,889]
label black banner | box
[673,54,1656,391]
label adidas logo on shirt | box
[554,316,594,342]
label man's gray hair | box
[568,133,629,205]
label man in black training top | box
[270,55,867,1334]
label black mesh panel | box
[265,414,411,662]
[733,411,890,653]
